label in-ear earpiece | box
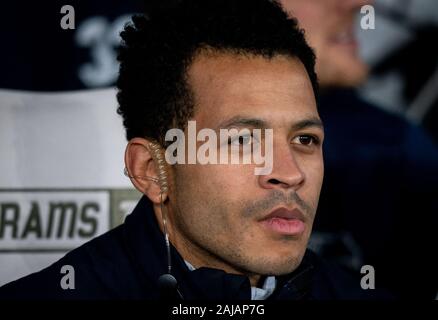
[148,142,177,294]
[125,141,180,298]
[149,142,169,194]
[123,142,169,200]
[123,167,159,183]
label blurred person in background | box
[358,0,438,144]
[279,0,438,299]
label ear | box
[124,138,165,204]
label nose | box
[258,142,305,191]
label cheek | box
[314,156,324,183]
[173,165,254,243]
[175,163,256,210]
[310,159,324,189]
[200,163,255,194]
[298,155,324,196]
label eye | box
[228,134,253,146]
[292,135,319,146]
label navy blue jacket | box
[0,196,383,300]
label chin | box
[247,250,306,276]
[266,257,303,275]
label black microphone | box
[158,273,183,300]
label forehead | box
[186,51,318,128]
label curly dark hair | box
[117,0,317,144]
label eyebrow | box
[216,116,324,131]
[290,118,324,131]
[216,116,266,130]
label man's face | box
[280,0,370,87]
[168,52,324,278]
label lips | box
[259,207,305,236]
